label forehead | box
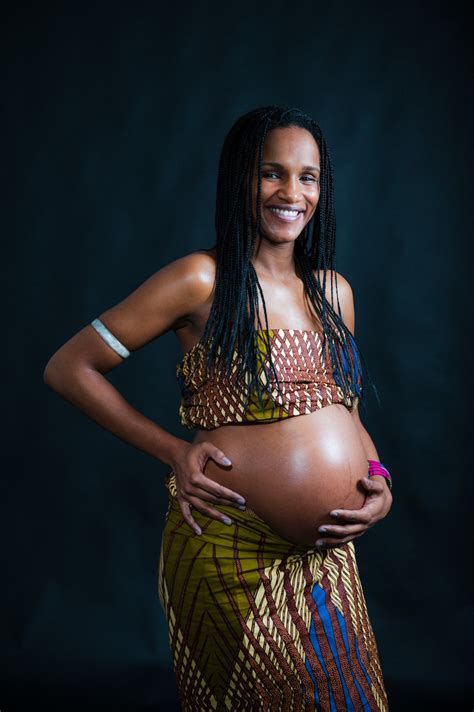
[262,126,320,163]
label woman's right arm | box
[43,252,245,534]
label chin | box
[260,225,307,243]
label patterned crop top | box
[176,328,361,430]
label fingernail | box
[222,516,233,525]
[222,457,232,465]
[194,526,202,536]
[315,540,324,547]
[237,504,246,511]
[319,527,327,533]
[237,497,246,505]
[330,511,339,518]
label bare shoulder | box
[97,249,217,344]
[314,269,353,301]
[314,269,355,334]
[154,249,216,302]
[44,250,218,374]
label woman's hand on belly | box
[169,440,247,535]
[194,407,380,546]
[315,474,393,549]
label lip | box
[265,206,304,223]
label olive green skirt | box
[158,473,389,711]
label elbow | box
[43,357,61,389]
[43,353,97,393]
[43,353,76,391]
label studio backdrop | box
[2,2,471,709]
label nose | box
[278,175,302,202]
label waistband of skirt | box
[162,471,355,557]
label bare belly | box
[193,404,368,546]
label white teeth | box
[269,207,300,216]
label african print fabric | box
[158,473,389,711]
[176,329,360,431]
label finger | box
[178,500,203,536]
[201,443,232,467]
[329,508,371,525]
[330,486,389,523]
[315,531,366,549]
[186,496,235,527]
[191,488,247,510]
[316,523,369,539]
[360,476,385,494]
[188,473,246,507]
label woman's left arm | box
[314,271,393,549]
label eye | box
[301,175,319,183]
[261,171,279,179]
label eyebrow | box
[261,161,321,174]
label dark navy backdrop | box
[2,2,471,709]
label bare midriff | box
[192,403,368,546]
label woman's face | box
[251,126,321,245]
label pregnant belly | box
[193,404,368,546]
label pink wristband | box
[367,459,393,491]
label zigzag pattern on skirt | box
[158,474,389,711]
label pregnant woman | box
[44,105,393,710]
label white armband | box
[90,318,130,358]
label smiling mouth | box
[266,206,304,222]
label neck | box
[251,237,297,280]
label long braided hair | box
[199,105,378,410]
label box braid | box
[199,105,379,409]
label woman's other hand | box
[171,441,247,535]
[314,475,393,548]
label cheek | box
[304,205,318,226]
[252,185,271,217]
[258,187,275,213]
[308,191,320,214]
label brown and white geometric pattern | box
[177,329,360,430]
